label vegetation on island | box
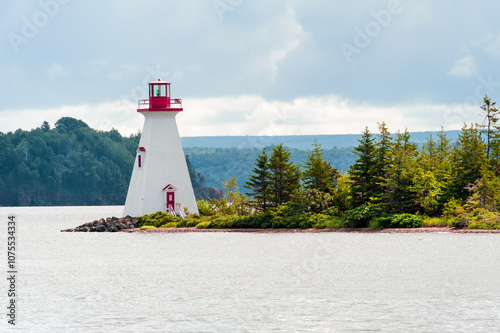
[138,96,500,230]
[0,117,219,206]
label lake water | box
[0,206,499,332]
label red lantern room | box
[137,78,183,112]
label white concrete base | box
[123,111,199,217]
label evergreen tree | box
[268,144,300,207]
[419,134,437,171]
[477,96,500,176]
[302,140,339,194]
[372,122,392,201]
[332,171,351,213]
[244,147,271,212]
[381,129,418,213]
[449,124,489,200]
[40,121,50,132]
[477,95,500,159]
[349,127,376,207]
[412,132,448,215]
[436,127,452,177]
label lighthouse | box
[123,79,199,217]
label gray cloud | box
[1,0,500,134]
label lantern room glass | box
[150,84,170,97]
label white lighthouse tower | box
[123,79,199,217]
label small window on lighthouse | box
[137,147,146,169]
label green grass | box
[139,225,157,230]
[422,217,453,227]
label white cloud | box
[45,62,68,79]
[180,95,478,136]
[0,96,481,137]
[266,6,304,80]
[485,33,500,59]
[448,55,477,78]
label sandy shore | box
[123,227,500,234]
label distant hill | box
[0,117,462,205]
[185,146,355,190]
[181,131,461,150]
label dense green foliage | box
[0,118,138,205]
[0,117,218,206]
[140,96,500,230]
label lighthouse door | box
[166,191,175,211]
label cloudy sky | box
[1,0,500,137]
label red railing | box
[138,98,183,109]
[170,98,182,108]
[138,99,149,109]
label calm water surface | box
[0,206,499,332]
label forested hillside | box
[0,116,462,207]
[181,131,461,149]
[0,117,217,206]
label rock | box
[61,216,139,232]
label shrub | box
[177,217,203,228]
[443,198,466,217]
[368,218,382,229]
[376,214,423,229]
[137,211,181,228]
[391,214,423,228]
[342,204,379,228]
[197,200,216,216]
[159,222,178,228]
[457,208,500,229]
[307,213,334,229]
[139,225,157,230]
[196,221,212,229]
[324,216,345,228]
[322,206,341,217]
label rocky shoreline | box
[61,216,138,232]
[61,218,500,233]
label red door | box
[166,192,175,211]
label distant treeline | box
[0,117,218,206]
[185,146,355,189]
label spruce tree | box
[412,133,447,215]
[302,140,339,195]
[349,127,376,207]
[371,122,392,204]
[449,124,489,200]
[477,95,500,159]
[268,144,300,207]
[244,147,271,212]
[477,96,500,175]
[382,129,418,213]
